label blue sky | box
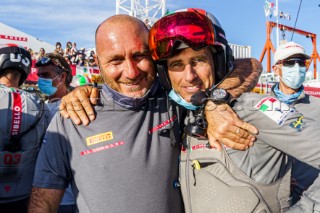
[0,0,319,70]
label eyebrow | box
[167,59,183,67]
[168,53,208,65]
[106,47,150,62]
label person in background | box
[63,54,71,65]
[0,44,48,213]
[27,48,35,60]
[54,42,64,56]
[88,50,97,67]
[36,48,45,60]
[71,42,77,56]
[65,42,72,58]
[66,41,72,50]
[76,53,85,67]
[0,44,31,88]
[271,41,320,205]
[35,53,76,213]
[88,56,97,67]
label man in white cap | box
[272,41,320,204]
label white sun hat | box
[274,41,310,64]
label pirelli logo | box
[86,132,113,146]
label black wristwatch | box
[209,88,230,104]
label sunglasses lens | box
[149,10,215,61]
[36,57,51,66]
[283,58,307,67]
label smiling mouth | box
[183,85,202,92]
[120,76,145,86]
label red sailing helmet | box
[149,8,234,90]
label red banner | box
[26,60,39,83]
[26,60,101,84]
[304,86,320,98]
[0,34,28,42]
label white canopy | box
[0,22,55,52]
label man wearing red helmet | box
[0,44,48,212]
[148,9,320,213]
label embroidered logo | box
[81,141,124,156]
[255,97,295,126]
[86,131,113,146]
[290,116,304,132]
[149,114,177,134]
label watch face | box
[211,88,228,101]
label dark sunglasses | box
[36,57,67,71]
[279,58,309,68]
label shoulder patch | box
[255,97,296,126]
[289,116,304,132]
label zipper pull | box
[192,160,201,186]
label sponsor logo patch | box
[255,97,295,126]
[290,116,304,132]
[80,141,124,156]
[86,131,113,146]
[149,114,177,134]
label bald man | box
[29,15,184,213]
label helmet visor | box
[149,10,216,61]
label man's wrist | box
[209,88,231,104]
[204,101,217,111]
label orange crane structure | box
[260,21,320,79]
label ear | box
[60,72,67,83]
[273,65,281,76]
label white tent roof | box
[0,22,55,52]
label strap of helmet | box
[157,62,172,90]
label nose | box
[184,64,198,83]
[123,60,140,79]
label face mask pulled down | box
[169,90,199,110]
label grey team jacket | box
[0,85,48,203]
[33,83,185,213]
[270,86,320,205]
[180,92,320,213]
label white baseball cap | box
[274,41,310,64]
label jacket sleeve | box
[286,173,320,212]
[235,93,320,169]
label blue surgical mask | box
[280,63,306,89]
[169,90,199,110]
[38,76,61,96]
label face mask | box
[38,76,61,96]
[169,90,199,110]
[280,63,306,89]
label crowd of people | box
[0,7,320,213]
[27,41,98,67]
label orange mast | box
[259,21,320,79]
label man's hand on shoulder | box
[59,85,99,126]
[205,101,258,151]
